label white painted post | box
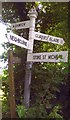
[24,7,37,108]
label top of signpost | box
[28,7,38,18]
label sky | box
[0,22,8,55]
[0,22,8,70]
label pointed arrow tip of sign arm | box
[61,39,65,45]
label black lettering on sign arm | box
[43,55,46,59]
[14,37,17,42]
[33,56,37,60]
[38,55,41,59]
[33,55,41,60]
[25,42,27,46]
[19,39,22,44]
[45,36,49,40]
[39,35,42,39]
[17,38,20,43]
[54,38,59,42]
[49,37,53,42]
[23,23,25,26]
[35,34,38,38]
[48,55,56,59]
[22,41,26,46]
[10,35,14,41]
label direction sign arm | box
[34,31,65,45]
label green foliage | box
[0,74,2,88]
[16,104,63,119]
[16,105,27,118]
[26,104,48,118]
[48,105,63,120]
[2,98,9,113]
[2,69,9,99]
[16,104,48,118]
[0,74,2,79]
[1,69,9,115]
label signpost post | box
[24,7,37,108]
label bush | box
[16,104,48,118]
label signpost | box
[11,20,30,30]
[6,7,68,110]
[34,31,65,45]
[6,32,29,49]
[27,51,68,63]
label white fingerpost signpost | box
[24,7,37,108]
[5,6,68,109]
